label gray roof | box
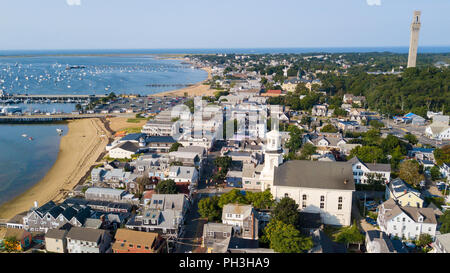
[66,227,106,242]
[274,161,355,191]
[222,204,253,220]
[45,229,68,240]
[116,141,140,153]
[383,200,437,224]
[83,218,103,229]
[435,233,450,252]
[366,230,396,253]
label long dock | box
[0,113,114,123]
[1,94,108,103]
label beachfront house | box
[22,201,91,233]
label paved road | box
[175,142,224,253]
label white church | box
[257,129,355,226]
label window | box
[428,227,432,232]
[302,201,307,209]
[284,193,289,198]
[320,196,325,202]
[338,204,342,210]
[393,225,397,230]
[402,218,405,222]
[320,203,324,209]
[302,194,307,201]
[338,197,343,203]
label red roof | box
[267,89,282,94]
[143,190,155,200]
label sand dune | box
[0,118,111,220]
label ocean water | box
[0,53,208,207]
[0,54,207,95]
[0,124,68,205]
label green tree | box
[136,176,152,194]
[214,156,233,172]
[169,142,183,152]
[416,233,433,248]
[320,123,338,133]
[439,210,450,234]
[300,143,317,160]
[218,189,249,208]
[404,133,418,145]
[246,189,274,209]
[75,103,82,111]
[334,220,365,247]
[272,197,300,227]
[155,179,178,194]
[262,219,313,253]
[349,146,386,164]
[369,120,384,129]
[430,165,441,181]
[434,145,450,166]
[198,196,221,221]
[398,160,424,187]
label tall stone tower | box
[407,10,421,68]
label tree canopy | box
[262,219,313,253]
[155,179,178,194]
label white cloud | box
[66,0,81,6]
[366,0,381,6]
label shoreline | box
[0,118,111,220]
[152,64,215,98]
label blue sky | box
[0,0,449,50]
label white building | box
[221,204,258,240]
[66,227,112,253]
[377,199,437,240]
[168,166,199,184]
[270,160,355,226]
[348,157,391,184]
[108,141,140,159]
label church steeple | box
[260,129,284,191]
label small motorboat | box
[22,134,27,137]
[56,128,63,134]
[28,137,33,141]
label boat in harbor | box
[56,128,63,134]
[22,134,27,137]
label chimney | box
[34,201,38,208]
[344,179,348,185]
[380,231,383,239]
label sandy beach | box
[153,66,215,97]
[0,118,111,220]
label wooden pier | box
[0,113,113,124]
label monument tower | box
[407,10,421,68]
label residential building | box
[202,223,233,253]
[168,166,199,184]
[348,157,391,184]
[377,199,437,240]
[431,233,450,253]
[66,227,112,253]
[385,178,424,208]
[85,187,127,202]
[112,228,164,253]
[109,141,140,159]
[221,204,259,240]
[45,229,69,253]
[23,201,91,233]
[365,230,407,253]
